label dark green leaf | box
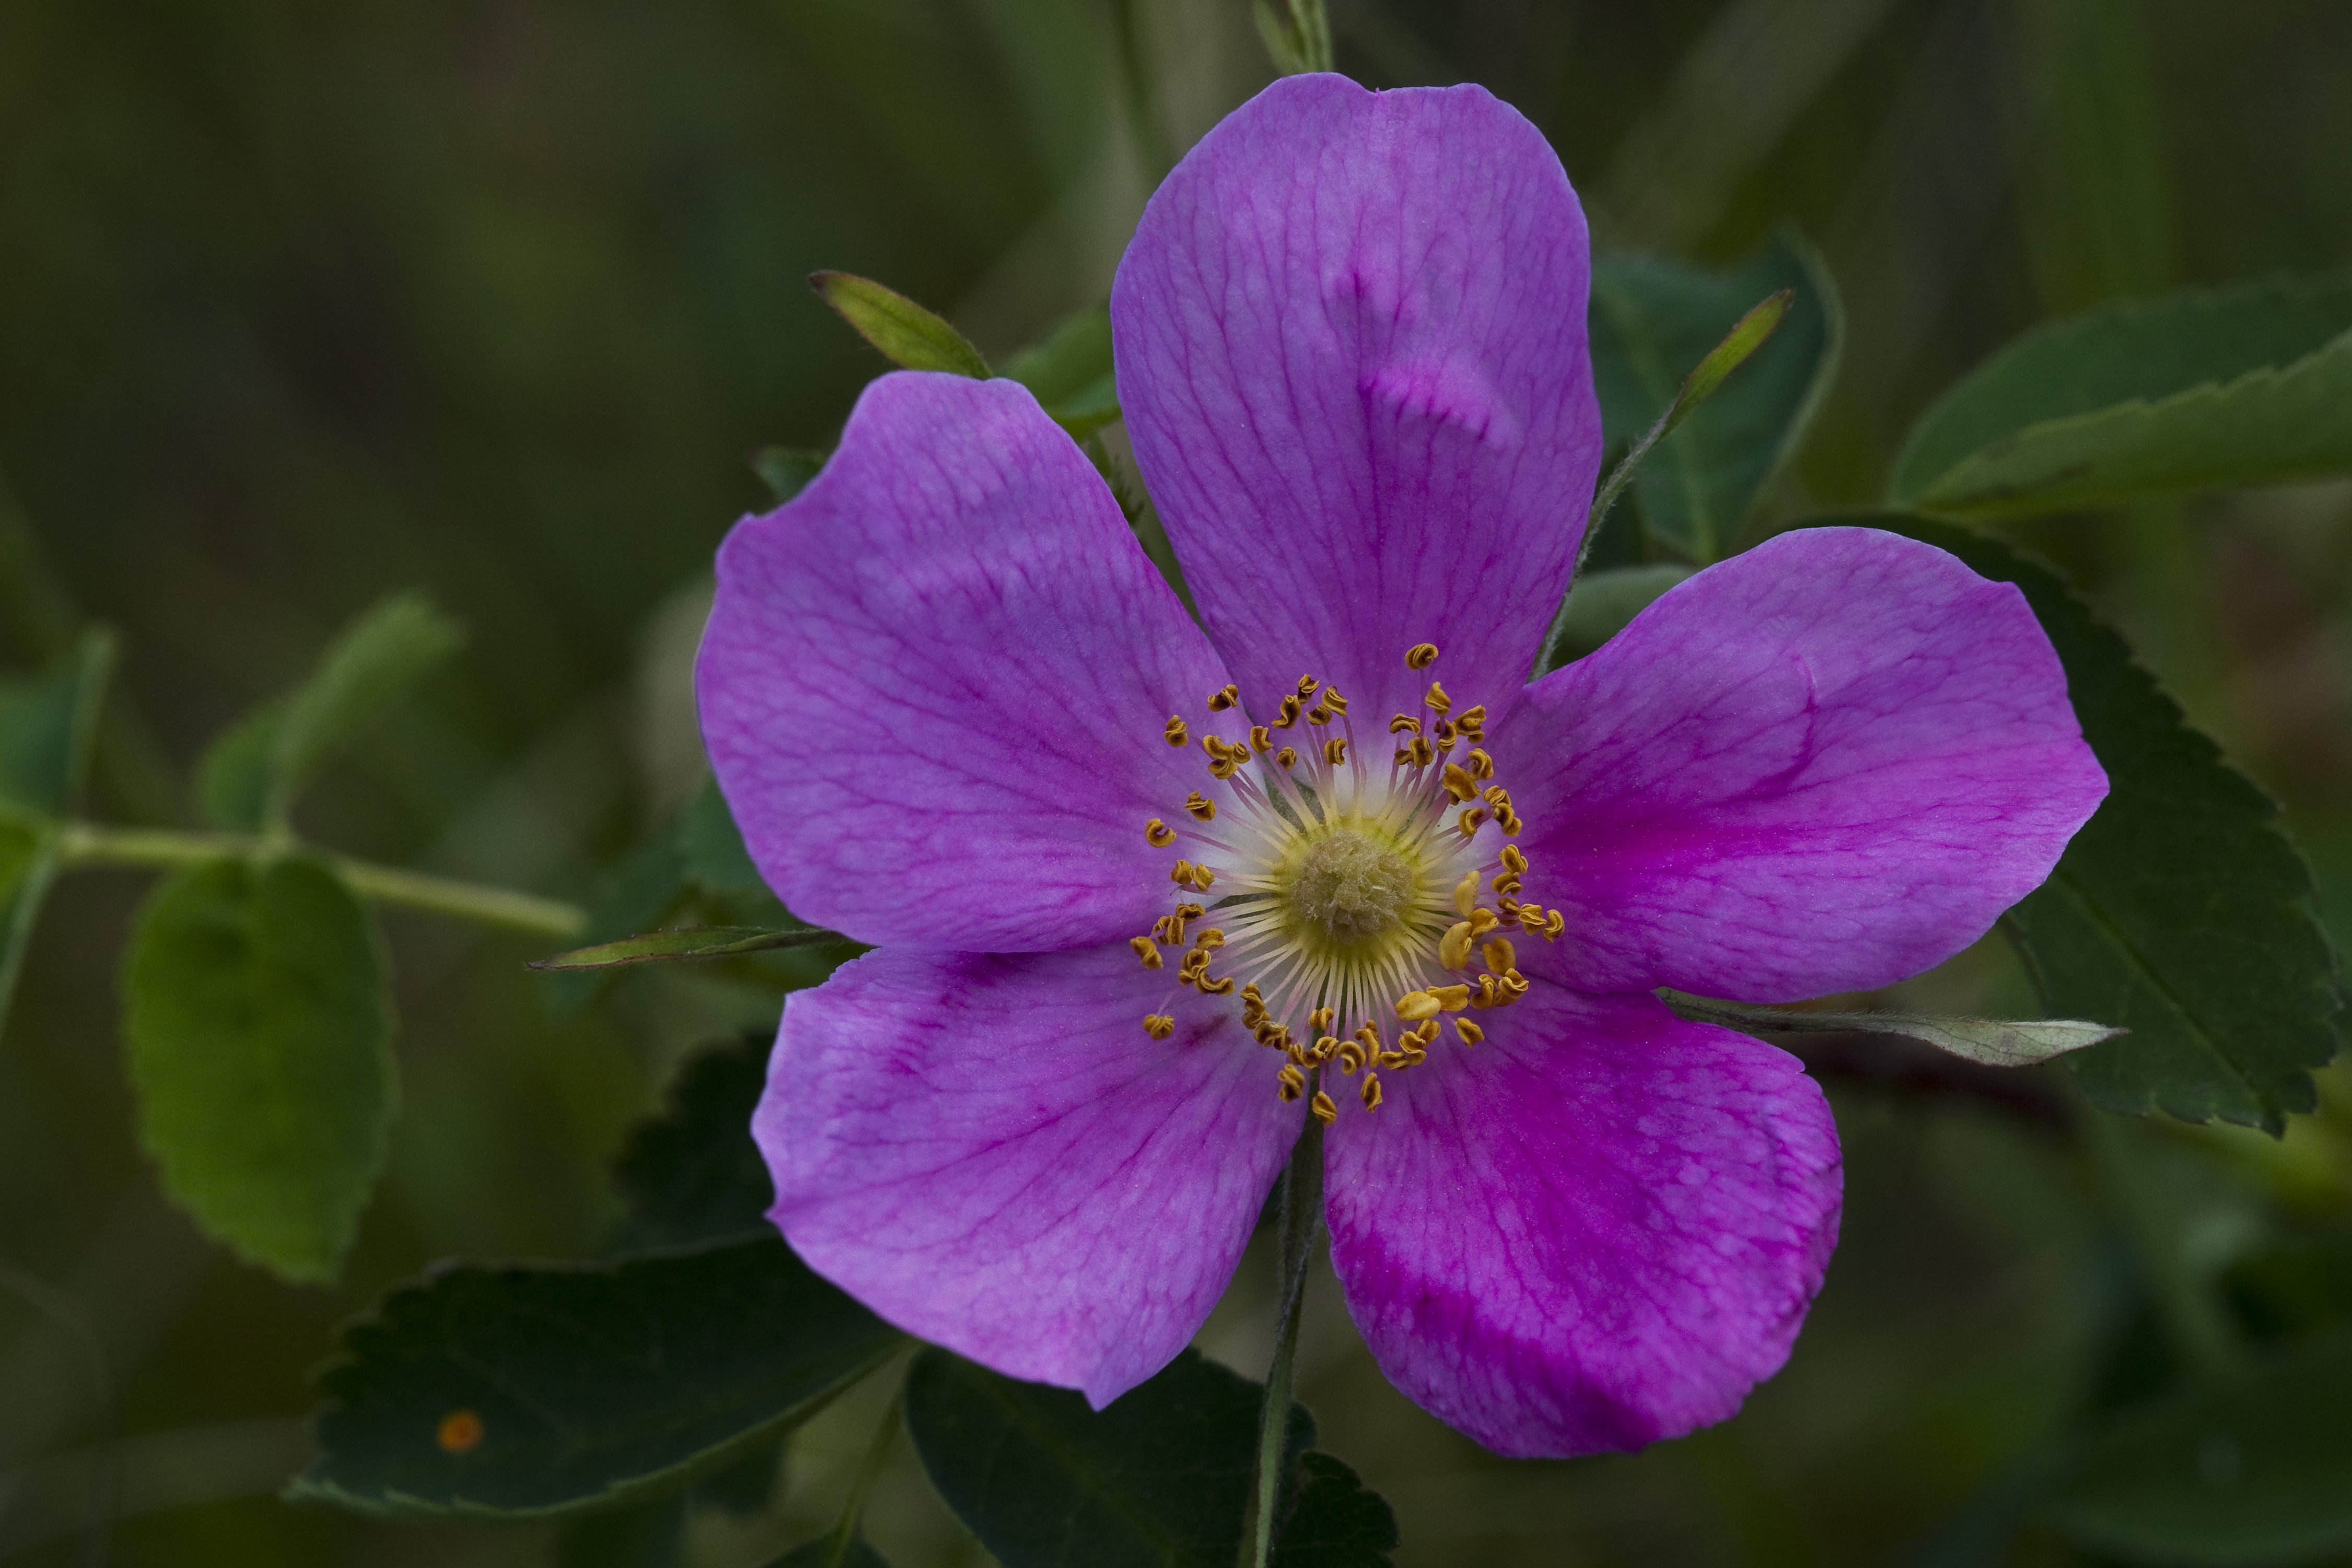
[1547,564,1693,665]
[554,1495,685,1568]
[2047,1331,2352,1565]
[0,629,114,818]
[608,1030,775,1253]
[905,1348,1320,1568]
[0,816,60,1047]
[1588,232,1841,564]
[1002,303,1120,439]
[1892,273,2352,519]
[290,1237,904,1520]
[1666,994,2123,1067]
[197,595,462,831]
[751,447,828,505]
[1271,1453,1396,1568]
[528,925,848,973]
[677,775,769,902]
[763,1533,892,1568]
[1866,517,2344,1131]
[811,271,990,379]
[121,854,396,1282]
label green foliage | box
[606,1031,776,1254]
[0,629,113,817]
[677,776,773,900]
[2047,1332,2352,1564]
[1892,274,2352,519]
[1587,232,1841,564]
[1001,303,1121,440]
[752,448,829,506]
[291,1238,905,1520]
[196,594,463,833]
[1546,563,1693,666]
[811,271,992,380]
[1874,518,2345,1131]
[1668,995,2123,1068]
[120,855,396,1282]
[764,1534,892,1568]
[905,1348,1389,1568]
[529,925,849,972]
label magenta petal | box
[1503,526,2109,1001]
[1324,984,1840,1458]
[1112,75,1603,726]
[759,943,1298,1407]
[698,372,1233,952]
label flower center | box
[1127,643,1564,1123]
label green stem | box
[55,822,585,937]
[1245,1104,1325,1568]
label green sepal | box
[811,271,990,380]
[120,853,397,1282]
[289,1237,905,1521]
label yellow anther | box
[1193,928,1227,951]
[1467,907,1500,937]
[1310,1091,1338,1126]
[1405,642,1439,670]
[1184,791,1217,823]
[1430,984,1471,1012]
[1163,716,1189,747]
[1277,1066,1306,1101]
[1207,684,1239,711]
[1129,936,1162,970]
[1543,909,1565,941]
[1179,947,1210,974]
[1336,1039,1365,1074]
[1492,872,1523,897]
[1433,718,1456,743]
[1175,902,1205,920]
[1306,704,1331,726]
[1191,863,1216,890]
[1323,736,1348,765]
[1272,695,1301,729]
[1144,1014,1175,1040]
[1242,981,1264,1004]
[1296,674,1320,699]
[1482,785,1511,809]
[1496,807,1523,836]
[1256,1021,1289,1048]
[1389,713,1423,735]
[1454,1018,1484,1047]
[1500,969,1530,1000]
[1250,724,1272,754]
[1323,689,1348,715]
[1453,869,1480,917]
[1395,991,1442,1022]
[1360,1073,1383,1110]
[1457,704,1487,739]
[1198,974,1235,996]
[1439,920,1474,970]
[1457,805,1489,837]
[1500,844,1527,873]
[1308,1006,1335,1036]
[1467,748,1495,780]
[1468,974,1500,1010]
[1152,914,1187,945]
[1145,818,1176,847]
[1424,680,1451,713]
[1275,747,1298,769]
[1516,903,1547,933]
[1208,754,1241,781]
[1409,736,1436,768]
[1171,860,1196,886]
[1440,763,1478,802]
[1312,1035,1341,1064]
[1482,935,1518,974]
[1355,1020,1384,1055]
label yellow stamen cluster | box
[1126,642,1565,1121]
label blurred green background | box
[2,0,2349,1562]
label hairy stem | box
[1245,1104,1325,1568]
[56,823,585,937]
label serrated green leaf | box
[1666,994,2123,1067]
[1892,274,2352,519]
[763,1534,892,1568]
[751,447,828,506]
[527,925,847,973]
[197,595,462,832]
[1270,1453,1395,1568]
[906,1348,1367,1568]
[121,855,396,1282]
[811,271,990,379]
[1862,517,2344,1131]
[607,1031,775,1254]
[290,1237,904,1520]
[2047,1331,2352,1565]
[1588,233,1841,564]
[1002,303,1120,439]
[0,629,114,818]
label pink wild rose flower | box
[696,74,2107,1458]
